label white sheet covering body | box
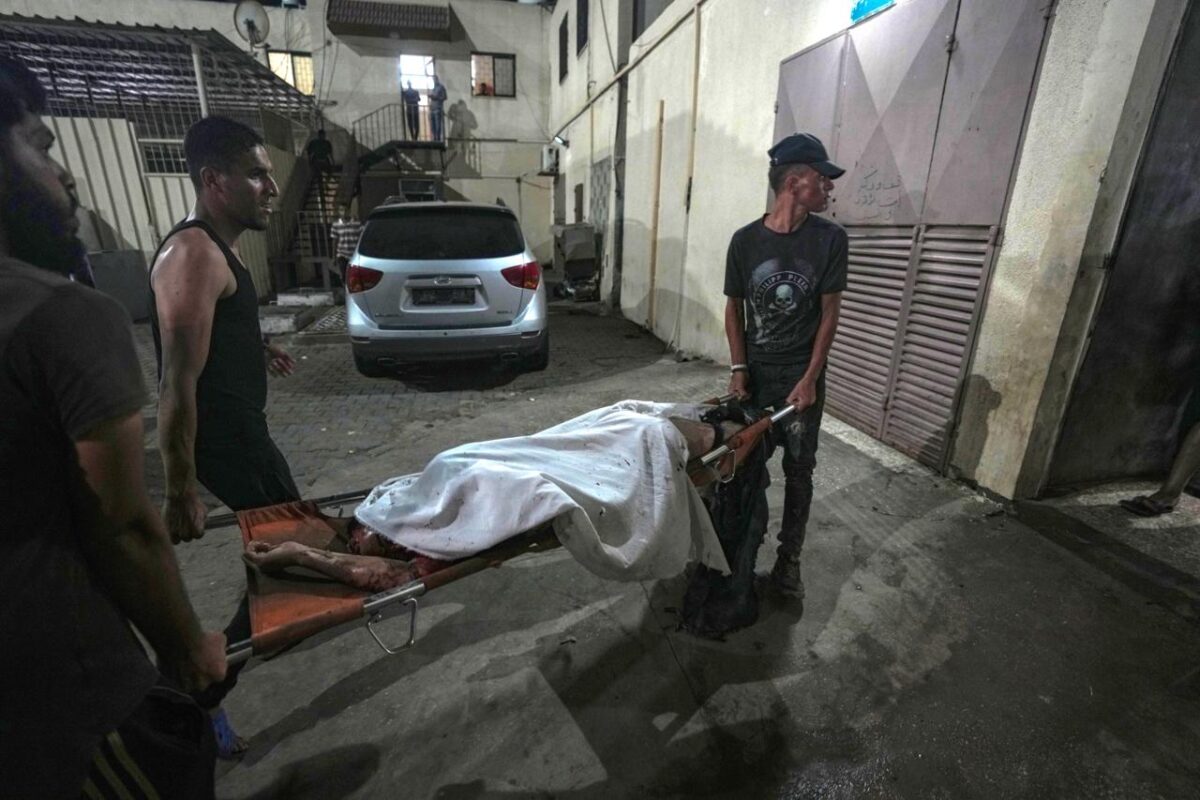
[354,401,729,581]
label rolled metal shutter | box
[882,225,995,466]
[825,226,917,436]
[774,0,1047,471]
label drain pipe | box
[610,73,629,310]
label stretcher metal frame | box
[222,394,795,666]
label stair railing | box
[265,156,312,274]
[351,103,442,152]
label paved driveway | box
[135,303,1200,799]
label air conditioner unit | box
[540,145,560,175]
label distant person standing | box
[306,128,334,173]
[429,74,448,142]
[330,203,363,283]
[1120,386,1200,517]
[401,80,421,140]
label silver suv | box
[346,202,549,376]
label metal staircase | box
[296,170,341,263]
[274,101,452,290]
[343,103,449,209]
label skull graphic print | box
[749,258,816,354]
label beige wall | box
[549,0,624,130]
[951,0,1180,498]
[550,0,851,353]
[307,0,552,260]
[546,0,1178,500]
[619,13,696,340]
[309,0,547,138]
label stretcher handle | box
[698,404,796,468]
[223,579,428,666]
[205,488,373,531]
[702,393,738,405]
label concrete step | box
[259,304,322,335]
[276,287,339,307]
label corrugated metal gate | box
[774,0,1050,468]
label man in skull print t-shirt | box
[723,132,847,604]
[724,215,847,366]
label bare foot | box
[243,540,312,573]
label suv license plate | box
[413,287,474,305]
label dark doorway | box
[1047,2,1200,491]
[553,175,566,225]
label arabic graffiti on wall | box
[852,166,903,221]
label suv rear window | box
[358,207,525,260]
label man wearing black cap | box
[723,132,847,602]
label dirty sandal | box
[1118,496,1176,517]
[211,707,248,760]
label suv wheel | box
[354,352,387,378]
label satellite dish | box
[233,0,271,49]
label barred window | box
[269,51,314,95]
[142,141,188,174]
[577,0,589,54]
[559,15,569,82]
[471,53,516,98]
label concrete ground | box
[1037,483,1200,578]
[1017,483,1200,623]
[136,302,1200,799]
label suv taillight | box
[346,265,383,293]
[501,261,541,290]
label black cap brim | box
[810,160,845,179]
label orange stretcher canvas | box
[237,501,368,655]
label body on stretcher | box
[223,396,796,665]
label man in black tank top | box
[149,116,301,755]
